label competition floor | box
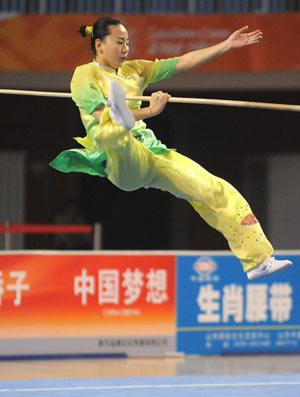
[1,355,300,396]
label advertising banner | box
[0,13,300,72]
[0,250,299,358]
[0,252,176,357]
[177,252,300,355]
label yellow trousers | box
[94,110,273,272]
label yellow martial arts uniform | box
[50,57,273,272]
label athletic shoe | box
[247,256,292,280]
[107,80,135,130]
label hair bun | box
[79,25,93,37]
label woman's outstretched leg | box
[147,150,292,277]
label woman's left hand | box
[228,26,263,49]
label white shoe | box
[247,256,292,280]
[107,80,135,130]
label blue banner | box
[176,253,300,354]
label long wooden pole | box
[0,89,71,98]
[1,88,300,112]
[129,95,300,112]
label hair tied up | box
[79,24,93,37]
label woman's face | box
[95,24,129,69]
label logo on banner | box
[191,257,219,283]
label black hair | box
[79,17,122,55]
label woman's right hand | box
[149,91,171,116]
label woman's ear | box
[95,39,102,53]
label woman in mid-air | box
[50,17,292,280]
